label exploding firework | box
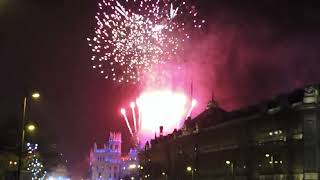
[87,0,205,83]
[120,89,196,144]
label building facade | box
[139,85,320,180]
[89,132,139,180]
[120,149,140,180]
[90,132,122,180]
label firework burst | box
[87,0,205,83]
[120,89,197,145]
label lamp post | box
[162,172,168,180]
[265,153,274,171]
[225,161,234,180]
[186,166,194,180]
[17,92,39,180]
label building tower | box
[89,132,122,180]
[109,132,122,153]
[298,85,320,180]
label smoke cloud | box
[182,9,320,112]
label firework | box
[130,102,138,132]
[87,0,205,83]
[120,89,197,144]
[121,108,134,136]
[187,99,197,117]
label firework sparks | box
[87,0,205,83]
[120,89,197,144]
[121,108,134,137]
[187,99,197,118]
[130,102,138,132]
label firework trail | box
[87,0,205,83]
[121,108,134,137]
[121,90,197,144]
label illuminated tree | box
[25,143,47,180]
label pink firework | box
[87,0,205,83]
[120,89,197,144]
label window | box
[115,145,118,150]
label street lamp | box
[17,92,40,180]
[186,166,194,180]
[265,153,274,170]
[225,160,234,180]
[162,172,168,180]
[31,92,40,99]
[26,123,36,132]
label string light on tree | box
[26,143,47,180]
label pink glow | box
[191,99,197,107]
[130,102,135,108]
[137,90,187,138]
[187,99,197,118]
[130,102,138,133]
[121,89,193,144]
[120,108,126,115]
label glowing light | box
[120,89,195,144]
[48,176,70,180]
[27,124,36,131]
[136,98,142,131]
[31,92,40,99]
[265,154,270,157]
[130,102,138,132]
[187,99,197,118]
[186,166,192,171]
[26,143,46,180]
[138,90,187,136]
[88,0,205,83]
[121,109,134,137]
[130,102,135,108]
[192,99,197,107]
[129,164,137,169]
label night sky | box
[1,0,320,177]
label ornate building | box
[139,85,320,180]
[89,132,140,180]
[90,132,122,180]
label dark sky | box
[1,0,320,177]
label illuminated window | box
[292,133,303,140]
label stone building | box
[89,132,139,180]
[139,85,320,180]
[90,132,122,180]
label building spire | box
[94,142,97,151]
